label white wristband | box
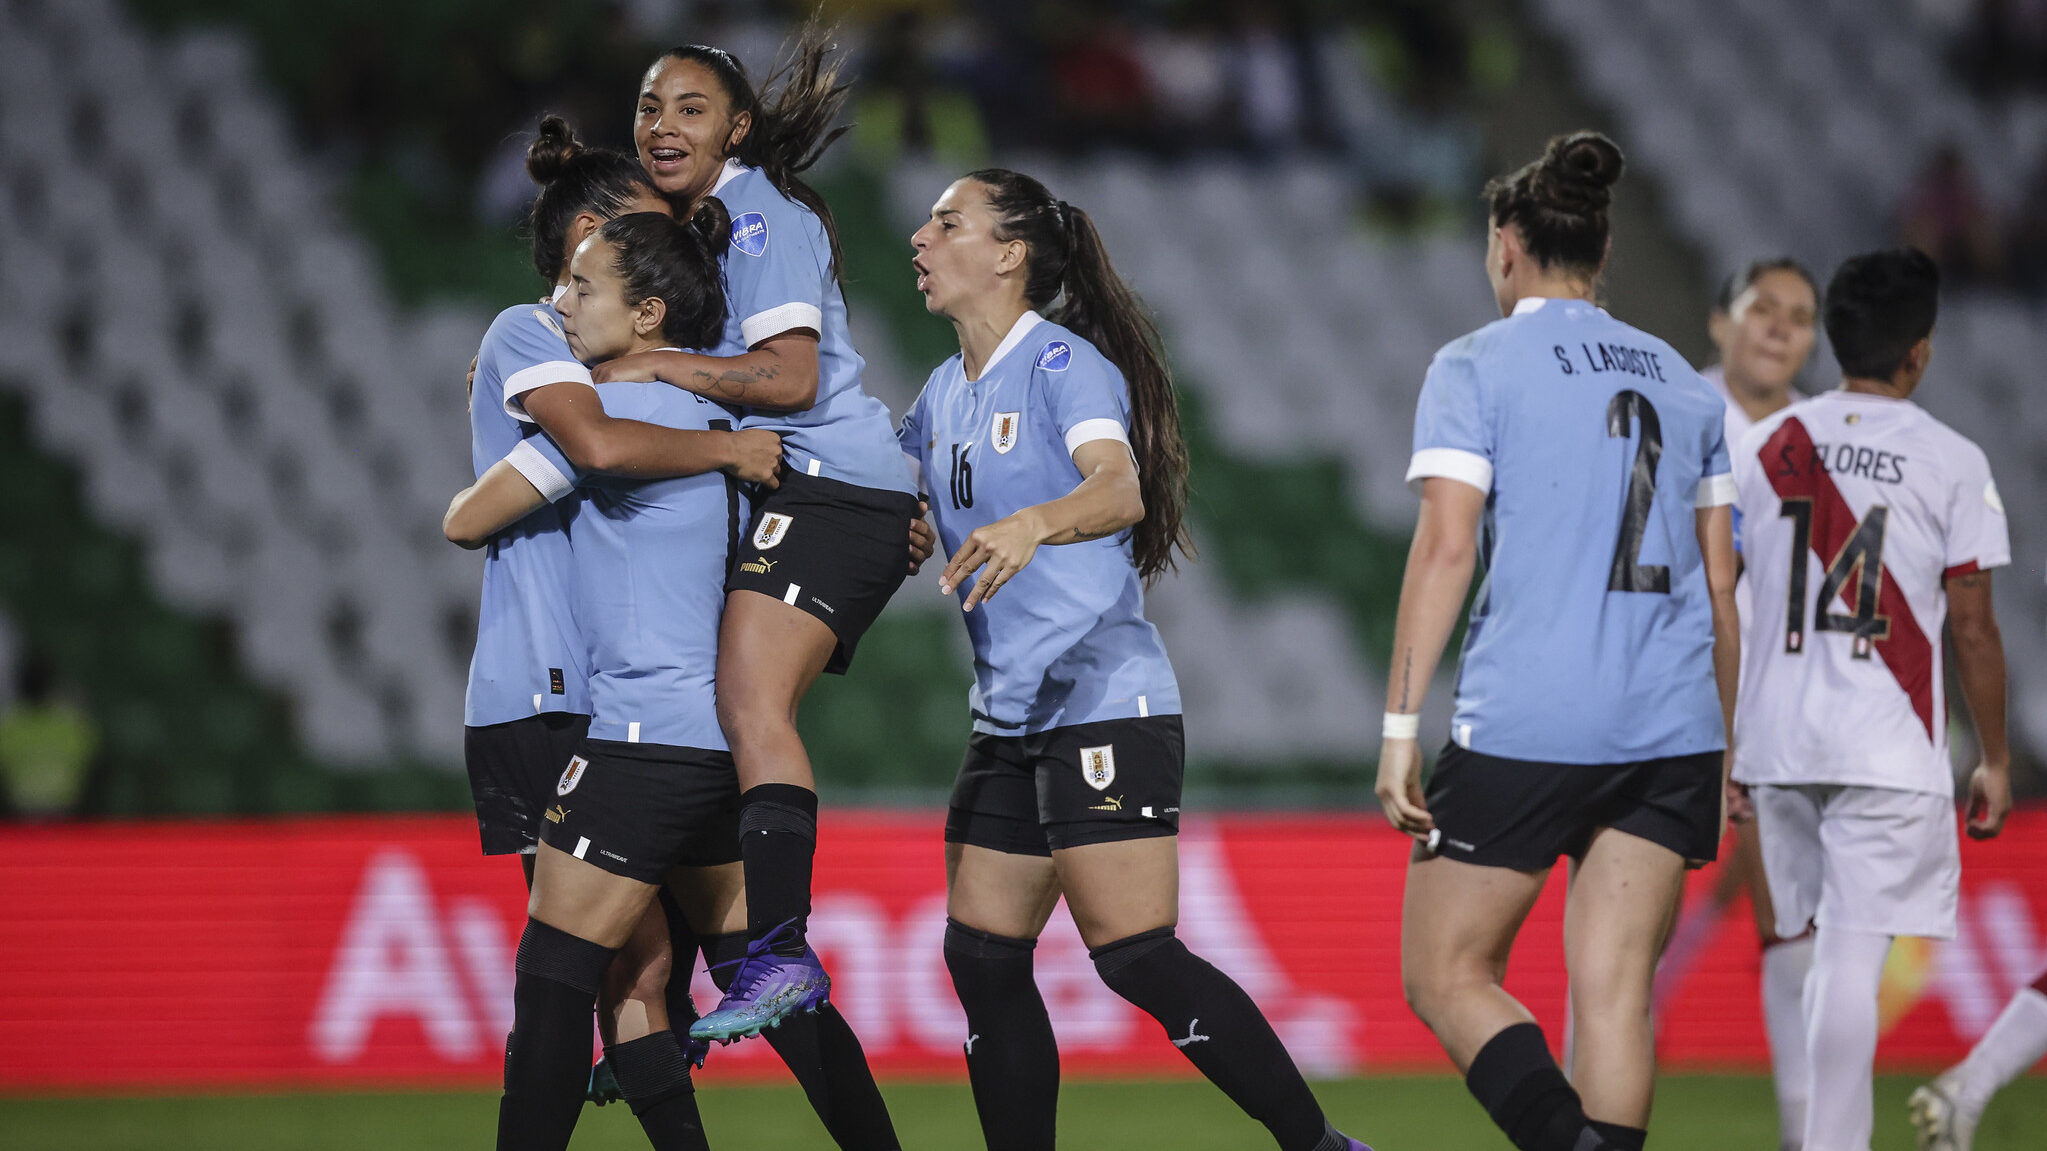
[1382,712,1420,741]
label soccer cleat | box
[688,922,832,1044]
[1341,1138,1372,1151]
[1909,1071,1979,1151]
[586,1057,622,1107]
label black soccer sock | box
[1090,928,1330,1151]
[705,931,901,1150]
[944,919,1060,1151]
[739,783,819,956]
[657,887,701,1031]
[1587,1120,1645,1151]
[606,1031,710,1151]
[498,920,618,1151]
[1465,1023,1603,1151]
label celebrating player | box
[901,169,1371,1151]
[1911,963,2047,1150]
[589,24,924,1042]
[1653,255,1821,1151]
[1378,132,1741,1151]
[1731,248,2012,1151]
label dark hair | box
[1714,256,1820,314]
[1823,248,1940,381]
[596,201,731,350]
[526,114,659,282]
[966,168,1193,582]
[1483,131,1626,276]
[656,14,851,275]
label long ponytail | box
[968,168,1194,582]
[657,12,852,276]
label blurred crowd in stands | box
[1899,143,2047,296]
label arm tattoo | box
[687,361,781,403]
[1396,651,1414,712]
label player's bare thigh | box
[1564,825,1688,1126]
[1053,837,1180,950]
[947,842,1063,941]
[666,861,748,936]
[714,590,836,790]
[1401,851,1550,1067]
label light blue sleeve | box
[488,306,593,422]
[1695,398,1737,511]
[1042,342,1131,455]
[724,199,827,348]
[1405,346,1494,494]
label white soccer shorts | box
[1752,783,1960,941]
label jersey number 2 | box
[1779,498,1890,658]
[948,442,975,510]
[1606,390,1670,593]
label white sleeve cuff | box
[1064,417,1131,458]
[502,360,594,423]
[1406,448,1492,496]
[505,440,576,503]
[1695,472,1737,508]
[740,302,824,348]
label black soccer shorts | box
[725,470,921,675]
[537,738,743,883]
[1422,742,1723,871]
[946,715,1186,856]
[464,712,592,856]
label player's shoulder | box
[484,300,573,350]
[1899,399,1990,465]
[714,166,821,260]
[1024,318,1114,380]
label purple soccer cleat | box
[687,922,831,1044]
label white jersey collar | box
[711,158,748,197]
[1511,295,1593,316]
[550,283,568,306]
[969,310,1045,382]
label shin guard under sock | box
[1464,1022,1600,1151]
[704,931,900,1150]
[1090,927,1329,1151]
[739,783,819,955]
[606,1031,709,1151]
[945,920,1059,1151]
[498,920,618,1151]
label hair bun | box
[525,114,583,184]
[688,194,732,255]
[1534,131,1624,215]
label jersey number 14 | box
[1779,499,1890,659]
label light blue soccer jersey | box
[901,312,1181,735]
[709,161,915,494]
[567,382,735,751]
[464,300,591,727]
[1407,297,1734,764]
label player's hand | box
[465,355,479,409]
[907,501,935,576]
[1966,761,2013,840]
[1725,779,1755,824]
[1374,737,1433,838]
[940,511,1044,612]
[592,352,661,384]
[722,430,782,488]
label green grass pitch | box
[3,1075,2041,1149]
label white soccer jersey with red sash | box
[1731,390,2009,795]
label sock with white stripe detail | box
[1950,985,2047,1113]
[1762,934,1814,1150]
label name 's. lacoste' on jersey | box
[562,381,738,752]
[1407,297,1734,764]
[464,299,593,727]
[710,161,915,495]
[900,311,1180,736]
[1731,390,2009,795]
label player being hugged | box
[593,21,927,1042]
[1730,249,2011,1151]
[902,170,1372,1151]
[1378,133,1741,1151]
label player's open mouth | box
[647,147,686,171]
[912,258,930,293]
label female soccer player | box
[902,169,1370,1151]
[1654,255,1819,1151]
[1377,133,1740,1151]
[591,26,923,1039]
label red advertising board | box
[2,809,2044,1091]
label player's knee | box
[1401,954,1484,1023]
[601,944,674,1014]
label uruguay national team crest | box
[992,411,1021,454]
[1079,744,1116,791]
[730,211,770,257]
[1037,341,1072,372]
[753,512,794,550]
[557,755,589,796]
